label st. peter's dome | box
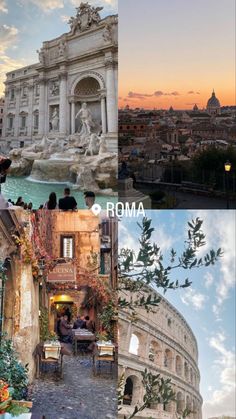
[206,90,221,114]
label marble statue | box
[50,108,59,131]
[50,81,59,96]
[37,48,45,65]
[76,166,99,191]
[58,40,66,57]
[68,2,103,34]
[103,24,112,42]
[85,133,100,156]
[99,135,108,154]
[76,102,94,136]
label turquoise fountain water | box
[1,177,117,209]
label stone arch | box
[176,354,183,376]
[148,340,162,364]
[129,333,140,355]
[184,361,189,381]
[71,71,105,95]
[176,391,185,414]
[74,77,100,97]
[164,401,172,412]
[192,399,198,418]
[190,367,193,384]
[123,375,141,406]
[164,348,173,370]
[186,394,192,411]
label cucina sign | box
[47,262,76,282]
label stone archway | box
[123,374,141,406]
[70,73,107,135]
[176,391,185,414]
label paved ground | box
[30,354,117,419]
[174,191,236,209]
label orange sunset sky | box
[119,0,235,110]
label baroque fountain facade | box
[2,3,118,193]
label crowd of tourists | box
[5,189,95,210]
[0,155,96,210]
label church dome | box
[207,90,220,108]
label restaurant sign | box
[47,262,76,283]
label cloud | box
[204,272,214,288]
[70,0,117,13]
[60,14,69,22]
[128,91,153,100]
[0,25,23,95]
[151,225,175,253]
[189,210,236,309]
[154,90,180,97]
[118,222,140,255]
[126,90,180,100]
[0,0,7,13]
[19,0,64,11]
[0,55,26,96]
[187,90,200,95]
[180,288,207,310]
[0,25,19,54]
[203,332,236,418]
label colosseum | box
[118,291,203,419]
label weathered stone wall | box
[1,210,40,383]
[51,211,100,286]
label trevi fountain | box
[0,3,118,208]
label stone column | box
[38,78,46,136]
[2,89,9,138]
[27,84,34,138]
[14,86,21,137]
[100,94,107,134]
[71,101,75,134]
[59,72,67,135]
[105,57,117,133]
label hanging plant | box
[71,304,78,320]
[39,307,50,342]
[98,299,117,340]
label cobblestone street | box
[30,355,117,419]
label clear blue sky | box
[119,210,236,419]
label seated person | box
[59,314,73,343]
[84,315,94,332]
[59,188,77,211]
[84,191,95,209]
[73,315,86,329]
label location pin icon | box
[91,203,102,216]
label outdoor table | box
[34,342,72,378]
[72,329,96,355]
[92,341,115,376]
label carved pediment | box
[68,2,103,35]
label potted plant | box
[0,380,31,414]
[0,338,29,401]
